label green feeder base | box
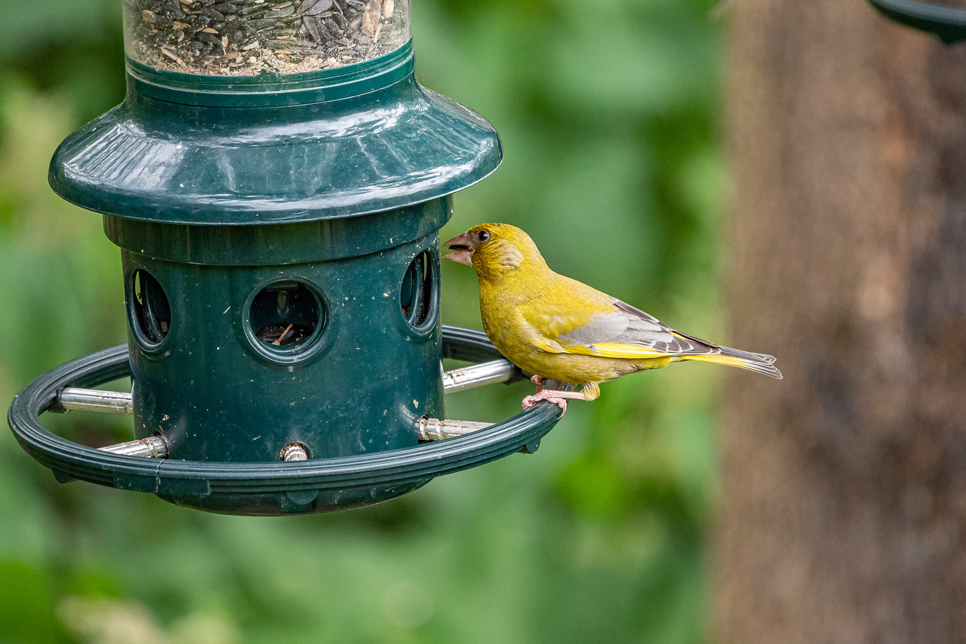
[7,327,565,516]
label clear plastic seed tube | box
[123,0,411,76]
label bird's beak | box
[443,232,474,266]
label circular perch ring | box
[7,326,564,515]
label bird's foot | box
[521,389,587,416]
[530,374,544,393]
[522,392,567,414]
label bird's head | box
[443,223,547,281]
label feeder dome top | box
[49,43,503,226]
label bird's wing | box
[565,303,719,358]
[528,289,719,360]
[517,274,720,359]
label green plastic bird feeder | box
[7,0,565,516]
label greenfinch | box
[444,223,781,413]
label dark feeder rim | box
[126,38,418,107]
[869,0,966,45]
[7,327,564,498]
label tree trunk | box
[716,1,966,642]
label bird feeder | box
[7,0,565,516]
[869,0,966,44]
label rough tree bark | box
[716,1,966,642]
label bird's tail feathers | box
[685,346,782,379]
[719,345,777,365]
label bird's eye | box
[477,230,491,242]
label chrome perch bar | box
[280,443,309,461]
[98,435,168,458]
[59,359,517,414]
[442,359,516,393]
[59,388,133,414]
[55,358,518,454]
[416,417,493,441]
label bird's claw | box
[522,391,568,416]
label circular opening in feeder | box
[400,250,438,331]
[249,280,323,353]
[130,270,171,346]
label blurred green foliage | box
[0,0,725,642]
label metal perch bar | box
[59,388,133,414]
[57,359,517,453]
[442,359,516,393]
[97,435,168,458]
[417,417,492,441]
[57,359,517,415]
[92,417,491,456]
[280,443,309,461]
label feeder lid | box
[49,43,503,226]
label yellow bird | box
[444,223,781,414]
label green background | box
[0,0,725,641]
